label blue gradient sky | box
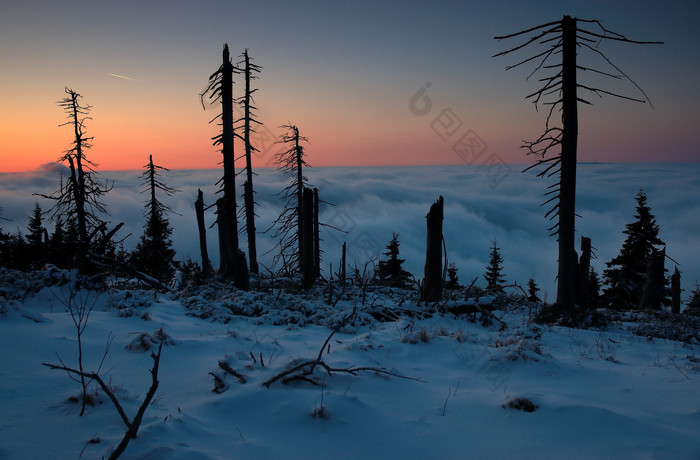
[1,0,698,171]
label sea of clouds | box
[2,162,699,300]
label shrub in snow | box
[107,290,153,318]
[125,328,176,352]
[503,397,537,412]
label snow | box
[1,271,699,459]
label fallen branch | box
[43,341,164,460]
[263,307,425,387]
[218,360,247,384]
[42,363,130,429]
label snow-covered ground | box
[1,271,699,459]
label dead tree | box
[194,189,212,278]
[494,16,662,311]
[236,49,262,275]
[423,196,444,302]
[640,247,665,310]
[671,266,681,314]
[576,236,593,307]
[340,242,347,285]
[267,125,310,276]
[313,188,321,279]
[38,88,117,270]
[302,187,315,289]
[201,44,248,289]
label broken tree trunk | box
[341,241,347,286]
[576,236,592,308]
[302,187,315,290]
[423,196,444,302]
[640,247,665,311]
[313,187,320,279]
[216,198,228,276]
[671,266,681,314]
[194,189,212,278]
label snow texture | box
[1,269,699,459]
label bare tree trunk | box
[194,189,212,278]
[341,242,347,286]
[557,15,579,311]
[640,247,665,311]
[423,196,444,302]
[220,45,242,281]
[576,236,592,307]
[242,49,259,275]
[295,129,304,271]
[216,198,228,276]
[313,188,320,279]
[671,266,681,314]
[243,180,258,275]
[302,187,315,290]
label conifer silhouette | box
[603,190,666,309]
[130,155,177,283]
[376,233,412,289]
[484,240,506,293]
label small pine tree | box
[7,231,29,270]
[685,283,700,316]
[26,202,45,269]
[484,239,506,293]
[445,262,460,289]
[603,190,665,309]
[588,268,602,308]
[0,226,8,268]
[130,155,177,283]
[376,232,413,289]
[527,277,541,303]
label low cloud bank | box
[2,163,698,298]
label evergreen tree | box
[26,202,45,269]
[0,226,8,268]
[445,262,460,289]
[685,283,700,316]
[603,190,665,309]
[588,268,602,308]
[376,232,413,289]
[130,155,177,283]
[484,239,506,293]
[527,277,541,303]
[7,231,29,270]
[48,217,67,267]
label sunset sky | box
[1,0,698,172]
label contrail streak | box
[107,73,137,81]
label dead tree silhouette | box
[494,16,662,311]
[267,124,313,280]
[38,88,118,270]
[201,44,249,289]
[236,49,262,275]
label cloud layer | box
[2,163,699,299]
